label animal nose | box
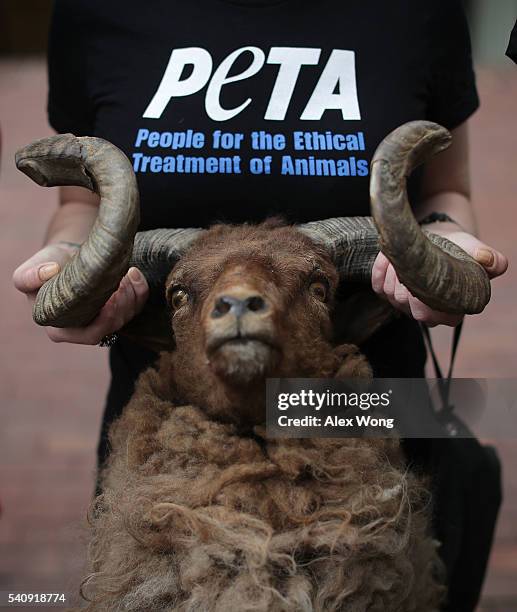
[211,294,268,319]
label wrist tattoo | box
[419,212,458,226]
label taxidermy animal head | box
[16,122,490,422]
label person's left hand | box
[371,229,508,327]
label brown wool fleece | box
[80,223,444,611]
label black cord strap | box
[420,321,464,417]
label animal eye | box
[170,287,189,311]
[309,280,328,302]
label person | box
[12,1,508,609]
[507,18,517,64]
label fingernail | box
[39,262,59,281]
[475,249,494,267]
[128,267,142,283]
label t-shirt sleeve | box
[47,0,94,135]
[426,0,479,130]
[506,19,517,64]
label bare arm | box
[417,122,477,234]
[13,187,99,286]
[13,186,148,345]
[372,121,508,327]
[45,186,99,244]
[416,123,507,275]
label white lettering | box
[143,46,361,122]
[143,47,213,119]
[301,50,361,121]
[264,47,320,120]
[205,46,265,121]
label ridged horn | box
[370,120,490,314]
[299,217,380,283]
[16,134,139,327]
[300,121,490,315]
[129,228,205,291]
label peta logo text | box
[143,47,361,122]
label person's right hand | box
[12,243,149,344]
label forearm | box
[44,186,99,247]
[416,122,478,238]
[415,191,478,237]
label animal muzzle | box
[205,286,277,355]
[211,294,268,320]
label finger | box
[408,295,463,327]
[13,244,73,293]
[114,268,149,323]
[13,262,60,293]
[49,293,129,345]
[392,281,412,317]
[80,271,144,340]
[115,275,137,324]
[383,264,398,302]
[127,267,149,314]
[474,247,509,279]
[371,252,390,295]
[46,299,119,345]
[383,266,410,316]
[408,295,435,324]
[45,268,149,346]
[394,281,410,308]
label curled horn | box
[370,121,489,314]
[300,121,491,315]
[16,134,140,327]
[16,135,203,331]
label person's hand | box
[13,244,149,344]
[371,229,508,327]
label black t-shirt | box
[48,0,478,230]
[507,19,517,64]
[48,7,493,594]
[47,0,479,446]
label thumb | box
[13,261,60,293]
[473,247,509,279]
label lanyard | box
[420,321,464,417]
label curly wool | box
[79,363,444,612]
